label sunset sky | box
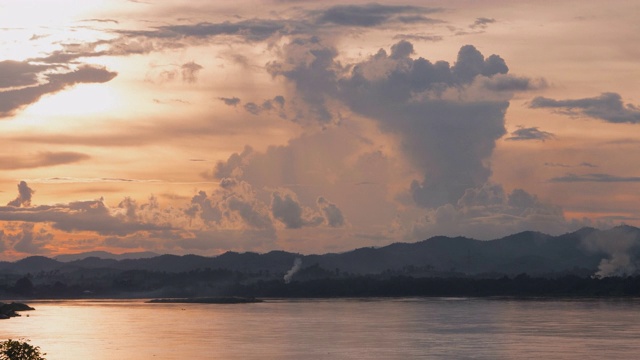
[0,0,639,260]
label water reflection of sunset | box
[4,299,640,359]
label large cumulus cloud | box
[411,184,573,240]
[261,37,576,241]
[267,38,533,208]
[337,41,511,207]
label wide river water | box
[2,297,640,359]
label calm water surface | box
[2,297,640,359]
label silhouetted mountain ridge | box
[2,226,639,278]
[55,251,159,262]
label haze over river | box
[3,298,640,359]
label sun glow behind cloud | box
[22,83,121,119]
[0,0,106,28]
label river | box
[2,297,640,359]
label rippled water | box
[2,297,640,359]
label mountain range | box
[1,226,639,279]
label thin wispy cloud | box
[506,127,555,141]
[550,173,640,183]
[531,92,640,124]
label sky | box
[0,0,639,260]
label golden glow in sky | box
[0,0,639,260]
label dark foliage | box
[231,274,640,298]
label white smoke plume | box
[582,226,640,277]
[596,253,636,278]
[284,258,302,284]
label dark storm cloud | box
[7,181,34,207]
[126,19,291,42]
[243,96,286,116]
[271,192,331,229]
[272,95,285,108]
[452,45,508,83]
[265,38,541,208]
[11,222,52,254]
[545,162,597,168]
[403,100,508,208]
[337,41,512,207]
[0,60,51,88]
[530,92,640,124]
[317,197,345,227]
[218,97,241,106]
[267,37,339,124]
[393,33,443,42]
[470,17,496,29]
[243,102,261,115]
[47,65,117,84]
[549,173,640,183]
[272,192,309,228]
[506,126,555,141]
[314,3,442,27]
[181,61,203,83]
[0,65,117,118]
[227,196,274,230]
[0,151,90,170]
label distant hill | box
[0,256,62,274]
[55,251,159,262]
[2,226,639,278]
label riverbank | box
[0,301,34,319]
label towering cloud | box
[222,38,562,240]
[181,61,203,83]
[7,181,34,207]
[267,37,339,124]
[338,41,511,207]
